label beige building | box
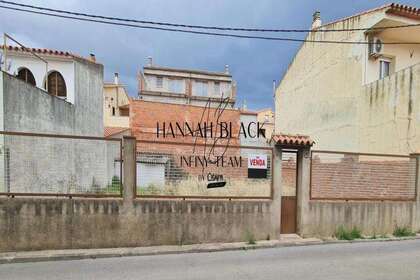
[103,73,130,129]
[276,3,420,154]
[138,57,237,108]
[257,108,275,139]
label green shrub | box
[393,226,416,237]
[335,226,362,240]
[245,230,256,245]
[350,227,362,239]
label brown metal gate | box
[280,151,297,233]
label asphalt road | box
[1,239,420,280]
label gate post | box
[271,145,283,239]
[410,153,420,231]
[123,136,136,202]
[296,146,311,237]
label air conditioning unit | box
[368,37,383,59]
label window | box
[156,76,163,88]
[379,60,391,79]
[168,78,184,93]
[112,107,116,116]
[16,68,36,86]
[214,82,220,96]
[44,71,67,98]
[193,80,208,97]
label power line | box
[1,0,420,33]
[1,4,420,45]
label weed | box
[335,226,362,240]
[245,230,256,245]
[393,226,416,237]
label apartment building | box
[138,58,236,108]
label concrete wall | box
[0,197,276,252]
[302,200,418,237]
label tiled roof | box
[104,127,130,138]
[387,3,420,19]
[271,134,314,147]
[0,45,97,63]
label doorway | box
[280,150,298,234]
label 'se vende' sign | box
[248,155,268,178]
[248,155,267,169]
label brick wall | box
[130,99,241,145]
[310,153,417,200]
[130,100,271,197]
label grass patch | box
[245,231,256,245]
[335,226,362,240]
[393,226,416,237]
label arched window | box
[16,68,36,86]
[44,71,67,98]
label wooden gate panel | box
[280,196,296,233]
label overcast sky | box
[1,0,419,110]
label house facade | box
[276,3,420,154]
[0,44,116,194]
[103,73,130,129]
[138,58,236,108]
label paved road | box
[1,239,420,280]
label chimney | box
[224,64,230,74]
[147,56,153,67]
[114,73,119,85]
[312,11,322,29]
[89,53,96,62]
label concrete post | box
[271,145,282,239]
[410,153,420,231]
[123,136,136,202]
[296,147,311,237]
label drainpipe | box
[3,34,7,72]
[115,73,119,115]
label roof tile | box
[271,133,314,147]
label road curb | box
[0,236,419,264]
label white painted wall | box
[0,51,75,104]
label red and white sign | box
[248,155,267,169]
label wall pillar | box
[411,153,420,231]
[123,136,136,202]
[296,147,311,237]
[271,145,282,239]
